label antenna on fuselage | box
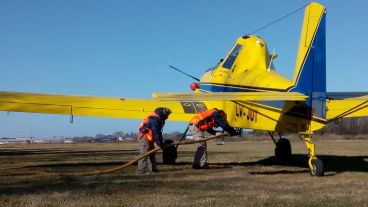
[168,65,200,81]
[268,48,276,72]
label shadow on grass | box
[0,172,252,197]
[0,154,367,196]
[206,154,368,175]
[161,153,368,176]
[9,153,368,176]
[0,149,137,157]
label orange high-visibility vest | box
[189,108,217,131]
[138,112,161,142]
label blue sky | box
[1,0,368,138]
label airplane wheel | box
[274,138,291,161]
[310,158,324,176]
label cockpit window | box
[222,44,242,69]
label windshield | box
[222,44,242,69]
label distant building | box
[92,137,117,143]
[0,137,32,144]
[185,135,193,140]
[125,137,136,142]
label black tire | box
[274,138,292,161]
[310,158,324,176]
[162,140,177,165]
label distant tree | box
[124,131,137,138]
[113,131,125,138]
[164,131,183,140]
[95,134,106,139]
[249,130,268,136]
[73,136,94,143]
[324,117,368,135]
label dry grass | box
[0,136,368,207]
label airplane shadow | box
[2,147,367,176]
[204,154,368,175]
[0,154,367,195]
[0,149,138,156]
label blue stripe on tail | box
[290,13,326,119]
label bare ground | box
[0,136,367,207]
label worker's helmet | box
[162,107,171,118]
[155,107,172,120]
[217,110,228,121]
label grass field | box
[0,136,368,207]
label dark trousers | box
[138,137,157,173]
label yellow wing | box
[0,91,210,121]
[153,91,307,101]
[326,93,368,121]
[0,90,307,124]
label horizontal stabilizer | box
[345,95,368,100]
[326,93,368,121]
[153,92,307,101]
[327,92,368,100]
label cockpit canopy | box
[218,35,274,73]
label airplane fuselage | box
[198,35,325,133]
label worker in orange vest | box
[137,107,171,174]
[189,108,236,169]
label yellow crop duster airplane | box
[1,2,367,176]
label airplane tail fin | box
[289,2,326,119]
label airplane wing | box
[0,91,209,121]
[0,91,307,123]
[326,92,368,122]
[153,91,308,101]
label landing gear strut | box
[269,132,292,161]
[300,132,324,176]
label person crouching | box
[189,108,236,169]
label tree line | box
[321,117,368,136]
[72,117,368,142]
[72,131,185,143]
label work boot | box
[138,170,151,175]
[201,163,210,169]
[192,164,201,169]
[192,163,209,169]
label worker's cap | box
[217,109,227,120]
[162,107,172,116]
[155,107,172,120]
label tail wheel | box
[310,158,324,176]
[274,138,292,161]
